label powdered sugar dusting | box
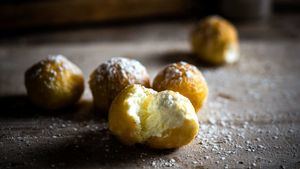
[29,55,81,79]
[94,57,148,83]
[157,91,175,109]
[89,57,149,110]
[157,62,199,87]
[46,54,66,62]
[46,54,82,75]
[26,55,82,89]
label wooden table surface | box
[0,14,300,169]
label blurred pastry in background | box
[89,57,150,113]
[190,16,239,65]
[25,55,84,110]
[153,62,208,113]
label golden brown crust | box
[89,57,150,113]
[25,55,84,109]
[190,16,239,65]
[152,62,208,113]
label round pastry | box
[89,57,150,112]
[190,16,239,65]
[25,55,84,109]
[152,62,208,113]
[109,84,199,149]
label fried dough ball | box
[109,84,199,149]
[152,62,208,113]
[25,55,84,109]
[89,57,150,113]
[190,16,239,65]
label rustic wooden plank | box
[0,16,300,168]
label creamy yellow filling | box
[125,86,196,142]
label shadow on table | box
[0,95,178,169]
[0,95,177,168]
[3,129,176,169]
[0,95,99,121]
[144,50,223,70]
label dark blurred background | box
[0,0,299,33]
